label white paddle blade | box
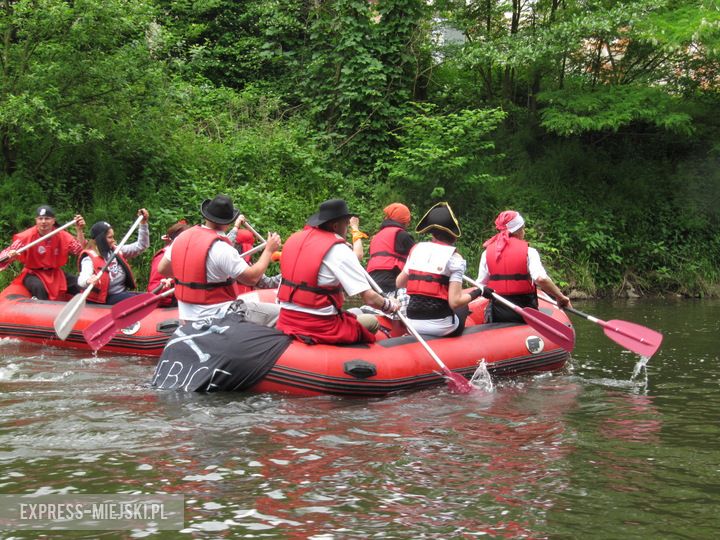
[53,292,87,340]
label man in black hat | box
[0,205,86,300]
[396,202,479,337]
[157,194,282,324]
[276,198,398,345]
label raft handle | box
[157,319,181,334]
[344,360,377,379]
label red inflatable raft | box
[251,297,571,396]
[0,282,179,356]
[151,291,573,396]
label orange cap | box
[383,203,411,226]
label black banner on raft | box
[151,311,292,392]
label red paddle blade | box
[521,308,575,352]
[604,319,663,357]
[83,314,118,351]
[444,371,474,394]
[110,292,163,328]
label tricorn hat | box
[307,199,358,227]
[415,202,461,238]
[200,194,240,225]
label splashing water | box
[470,359,494,392]
[630,355,650,388]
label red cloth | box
[277,308,376,345]
[234,229,255,263]
[148,247,174,307]
[483,210,521,264]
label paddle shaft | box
[463,275,575,350]
[82,215,145,297]
[0,219,77,264]
[54,215,144,340]
[537,291,661,354]
[111,241,266,321]
[364,270,456,375]
[242,220,265,243]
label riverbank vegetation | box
[1,0,718,296]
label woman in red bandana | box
[478,210,570,323]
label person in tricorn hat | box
[477,210,570,323]
[276,198,399,345]
[0,205,86,300]
[78,208,150,305]
[147,219,190,307]
[366,202,415,293]
[396,202,481,337]
[157,194,282,324]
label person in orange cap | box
[366,202,415,293]
[478,210,570,323]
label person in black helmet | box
[77,209,150,304]
[0,205,86,300]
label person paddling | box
[0,205,86,300]
[157,194,282,324]
[477,210,570,323]
[396,202,480,337]
[77,209,151,305]
[147,219,190,307]
[276,198,399,345]
[367,202,415,293]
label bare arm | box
[236,232,281,285]
[535,276,571,307]
[157,254,173,277]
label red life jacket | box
[234,229,255,263]
[277,227,345,310]
[486,237,535,295]
[80,250,136,304]
[13,226,73,300]
[171,226,238,305]
[405,241,454,300]
[367,225,407,272]
[147,247,175,307]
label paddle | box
[241,219,266,243]
[463,275,575,352]
[83,242,268,350]
[54,215,144,340]
[82,284,164,350]
[538,292,663,357]
[363,270,474,394]
[0,219,78,270]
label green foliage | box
[378,104,507,213]
[1,0,720,297]
[539,84,694,135]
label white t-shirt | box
[278,239,370,316]
[477,246,547,285]
[164,227,250,321]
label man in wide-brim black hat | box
[276,198,399,345]
[157,194,282,324]
[396,201,479,337]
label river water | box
[0,299,717,539]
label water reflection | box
[0,299,718,538]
